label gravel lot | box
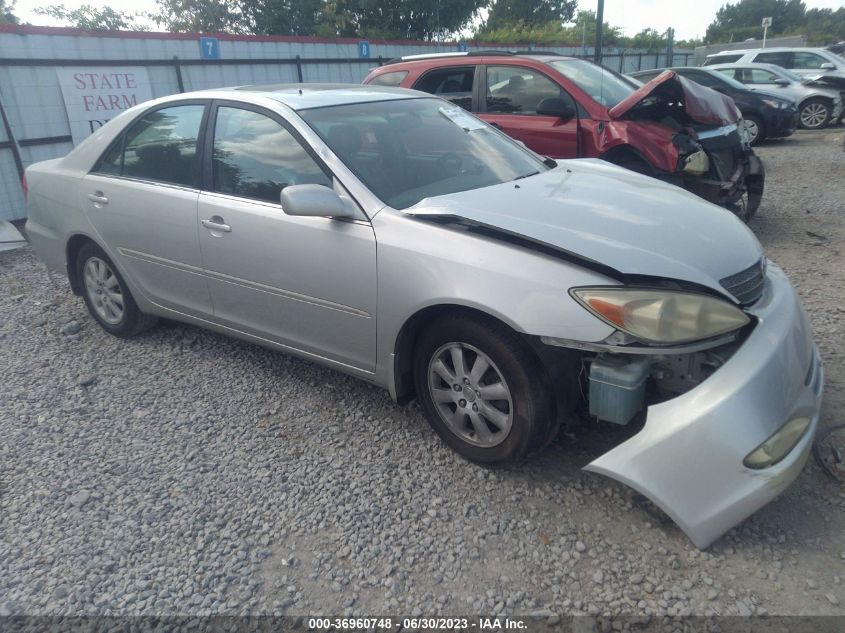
[1,128,844,622]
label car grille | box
[720,259,765,305]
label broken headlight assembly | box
[570,288,750,345]
[682,149,710,175]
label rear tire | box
[413,315,555,464]
[798,98,831,130]
[76,241,157,338]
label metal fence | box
[0,24,693,220]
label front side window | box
[211,106,330,204]
[743,68,780,84]
[300,98,547,210]
[485,66,569,114]
[791,52,828,69]
[369,70,408,87]
[412,67,475,111]
[95,104,205,187]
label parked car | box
[629,67,798,145]
[703,47,845,104]
[708,62,843,129]
[25,85,823,549]
[364,52,764,221]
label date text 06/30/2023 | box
[308,617,529,630]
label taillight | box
[21,173,27,200]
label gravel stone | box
[0,129,843,617]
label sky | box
[11,0,845,41]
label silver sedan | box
[24,85,823,549]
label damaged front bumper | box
[681,152,765,217]
[584,264,823,549]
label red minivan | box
[363,52,765,220]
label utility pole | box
[594,0,604,63]
[666,27,674,67]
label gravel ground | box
[1,128,844,623]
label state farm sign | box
[56,67,153,145]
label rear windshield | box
[547,59,637,108]
[704,54,743,65]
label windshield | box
[706,69,748,91]
[299,98,547,210]
[547,59,637,107]
[777,67,803,82]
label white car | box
[703,47,845,80]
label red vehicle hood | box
[609,71,739,125]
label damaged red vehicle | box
[364,53,765,220]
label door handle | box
[201,218,231,233]
[87,191,109,205]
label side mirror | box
[820,62,836,70]
[536,97,575,120]
[280,184,355,219]
[774,78,791,87]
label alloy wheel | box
[743,118,760,144]
[83,256,124,325]
[800,102,829,129]
[427,342,514,448]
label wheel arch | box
[65,232,100,295]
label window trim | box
[202,99,335,206]
[479,63,577,117]
[90,99,211,191]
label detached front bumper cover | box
[584,265,823,549]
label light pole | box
[594,0,604,63]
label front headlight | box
[761,98,789,110]
[571,288,750,344]
[682,149,709,175]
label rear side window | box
[412,67,475,111]
[485,65,570,115]
[704,54,742,65]
[743,68,780,83]
[211,106,331,204]
[754,51,790,67]
[94,104,205,188]
[368,70,408,87]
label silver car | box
[709,62,843,129]
[24,85,823,549]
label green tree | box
[35,4,147,30]
[153,0,249,33]
[704,0,806,43]
[1,0,19,24]
[318,0,487,40]
[242,0,323,35]
[485,0,577,30]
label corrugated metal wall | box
[0,25,693,220]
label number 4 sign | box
[200,37,220,60]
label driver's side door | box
[479,64,579,159]
[197,102,377,371]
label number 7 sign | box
[199,37,220,60]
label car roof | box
[707,62,788,72]
[172,84,427,110]
[706,47,828,57]
[382,51,578,66]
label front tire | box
[413,315,554,464]
[799,98,831,130]
[743,114,765,145]
[76,242,157,338]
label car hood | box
[805,73,845,90]
[610,71,739,125]
[404,159,763,297]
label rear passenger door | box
[411,66,479,111]
[479,64,579,159]
[82,101,213,317]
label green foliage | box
[485,0,577,30]
[153,0,249,33]
[317,0,488,40]
[1,0,19,24]
[35,4,148,30]
[242,0,323,35]
[704,0,845,45]
[475,9,624,47]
